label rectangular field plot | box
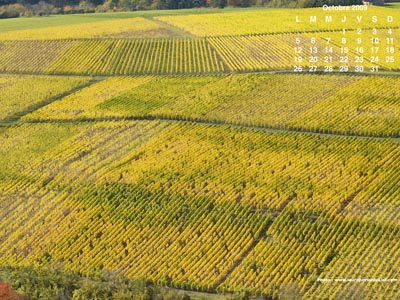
[0,40,72,73]
[209,29,400,72]
[0,74,91,123]
[24,77,153,121]
[47,38,226,75]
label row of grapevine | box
[24,73,400,137]
[0,120,398,298]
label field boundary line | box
[1,69,400,77]
[22,116,400,140]
[200,26,400,39]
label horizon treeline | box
[0,0,363,18]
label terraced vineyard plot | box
[26,74,400,137]
[104,123,399,217]
[0,17,166,40]
[48,38,225,75]
[289,77,400,136]
[95,74,356,126]
[0,121,399,298]
[25,77,153,121]
[0,121,270,290]
[209,29,400,72]
[25,75,219,121]
[0,123,86,179]
[0,39,225,75]
[342,165,400,227]
[0,40,72,73]
[305,222,400,300]
[287,76,400,137]
[208,34,296,71]
[219,209,349,295]
[0,74,91,123]
[156,7,399,37]
[221,209,400,300]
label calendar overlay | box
[293,5,398,73]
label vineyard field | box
[0,39,226,75]
[0,121,399,298]
[156,7,400,37]
[24,74,400,137]
[0,74,91,123]
[46,39,226,75]
[1,30,399,75]
[23,76,153,120]
[222,208,400,299]
[209,30,400,72]
[0,5,399,300]
[0,40,73,74]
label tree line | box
[0,0,363,19]
[0,0,239,18]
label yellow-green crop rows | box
[0,40,72,74]
[0,121,399,299]
[209,29,400,72]
[155,7,399,36]
[47,38,226,75]
[24,74,400,137]
[21,76,153,121]
[1,31,399,74]
[0,6,399,75]
[0,6,400,300]
[0,74,91,123]
[0,39,226,75]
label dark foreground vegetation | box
[1,265,264,300]
[2,265,190,300]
